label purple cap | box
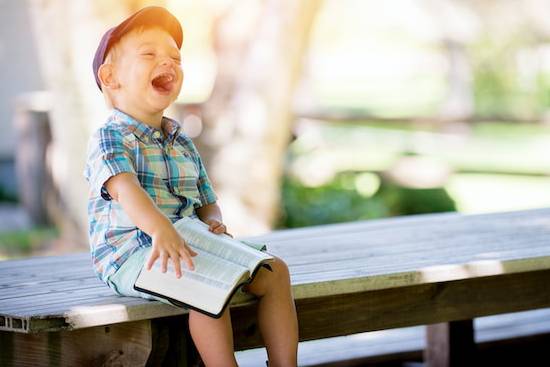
[92,6,183,91]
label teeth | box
[155,73,173,82]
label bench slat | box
[1,208,549,333]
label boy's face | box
[108,27,183,118]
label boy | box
[85,7,298,366]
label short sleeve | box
[84,127,136,200]
[185,138,217,206]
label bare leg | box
[243,256,299,367]
[188,308,238,366]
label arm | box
[104,172,196,278]
[196,202,232,237]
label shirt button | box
[152,131,162,139]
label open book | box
[134,217,274,318]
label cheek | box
[175,69,184,91]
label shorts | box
[106,246,175,306]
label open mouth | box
[151,72,176,94]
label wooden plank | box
[1,211,549,282]
[2,252,548,332]
[0,320,152,367]
[4,230,549,294]
[425,320,476,367]
[0,252,90,269]
[245,208,550,244]
[230,269,550,350]
[2,208,550,333]
[236,308,550,366]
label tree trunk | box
[198,0,323,235]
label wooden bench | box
[2,208,550,366]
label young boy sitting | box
[84,6,298,366]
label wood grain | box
[1,207,550,336]
[230,269,550,350]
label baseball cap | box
[92,6,183,91]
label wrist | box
[150,216,176,238]
[202,216,222,225]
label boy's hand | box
[147,226,197,278]
[205,219,233,238]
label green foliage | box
[0,227,58,258]
[470,34,550,118]
[278,172,457,229]
[372,181,457,216]
[278,173,388,228]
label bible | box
[134,216,274,318]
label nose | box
[160,57,172,66]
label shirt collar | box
[111,108,181,144]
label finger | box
[208,220,220,231]
[186,245,198,256]
[209,222,224,233]
[180,239,197,257]
[171,251,182,278]
[146,250,159,270]
[161,252,169,273]
[214,224,225,234]
[179,248,195,269]
[181,250,195,271]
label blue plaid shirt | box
[84,109,217,283]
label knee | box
[244,256,291,297]
[270,256,291,284]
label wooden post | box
[147,315,202,367]
[425,319,477,367]
[13,95,54,226]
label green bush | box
[278,172,457,228]
[372,181,457,216]
[0,227,58,258]
[278,173,388,228]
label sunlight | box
[420,259,505,283]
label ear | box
[98,63,119,89]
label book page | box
[185,247,250,289]
[174,217,274,272]
[135,261,230,316]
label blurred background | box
[1,0,550,260]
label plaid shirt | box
[84,109,217,283]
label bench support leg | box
[424,319,476,367]
[147,315,202,367]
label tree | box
[197,0,323,235]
